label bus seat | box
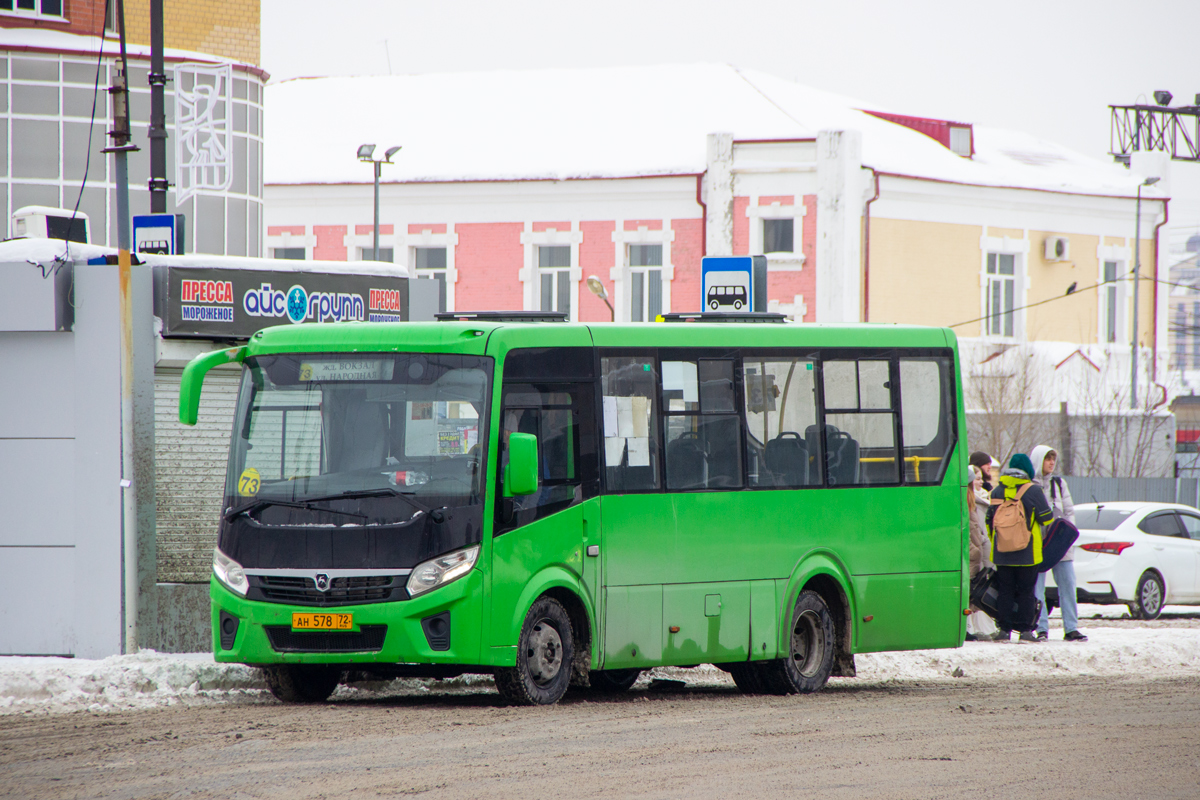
[702,416,741,486]
[825,428,859,486]
[765,431,808,486]
[667,432,706,489]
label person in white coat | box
[1029,444,1088,642]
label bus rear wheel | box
[757,590,836,695]
[728,662,767,694]
[494,596,575,705]
[262,665,341,703]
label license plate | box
[292,612,353,631]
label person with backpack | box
[986,453,1054,642]
[1029,444,1088,642]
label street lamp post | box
[586,275,614,321]
[1131,176,1161,409]
[357,144,401,261]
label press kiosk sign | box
[701,255,767,312]
[153,266,410,339]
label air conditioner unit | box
[10,205,90,244]
[1044,235,1070,262]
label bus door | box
[488,378,601,650]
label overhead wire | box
[61,0,111,266]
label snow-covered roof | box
[0,24,262,72]
[0,238,408,278]
[264,63,1144,198]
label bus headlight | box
[407,546,479,598]
[213,547,249,596]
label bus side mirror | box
[179,346,246,426]
[503,433,539,497]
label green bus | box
[180,312,968,705]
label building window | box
[629,244,662,322]
[1103,260,1120,343]
[0,0,64,18]
[949,126,972,157]
[763,219,794,254]
[358,247,394,262]
[272,247,305,260]
[538,245,571,314]
[986,253,1015,337]
[415,247,447,313]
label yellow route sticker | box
[237,467,261,496]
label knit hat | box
[1008,453,1035,480]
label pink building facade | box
[266,139,821,322]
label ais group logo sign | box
[243,282,365,324]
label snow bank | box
[0,651,269,716]
[4,624,1198,715]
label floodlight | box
[1144,176,1161,186]
[1153,91,1172,106]
[357,143,376,160]
[384,146,402,161]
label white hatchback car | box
[1047,502,1200,619]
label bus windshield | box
[226,353,492,516]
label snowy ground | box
[4,605,1198,716]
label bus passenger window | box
[742,357,819,487]
[662,359,742,490]
[899,358,955,484]
[600,356,660,491]
[821,360,899,486]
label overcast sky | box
[262,0,1200,243]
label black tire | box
[494,596,575,705]
[756,590,836,695]
[733,299,743,310]
[1133,571,1165,620]
[587,668,641,693]
[709,299,719,311]
[728,662,767,694]
[262,665,341,703]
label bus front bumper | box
[210,570,486,667]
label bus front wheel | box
[757,590,835,695]
[262,665,341,703]
[495,596,575,705]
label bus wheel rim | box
[791,610,824,678]
[527,620,563,685]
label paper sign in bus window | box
[627,437,650,467]
[603,396,618,434]
[604,436,626,466]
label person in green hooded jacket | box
[985,453,1054,642]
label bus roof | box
[245,320,957,357]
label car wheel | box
[586,668,641,693]
[755,590,836,695]
[262,665,341,703]
[1133,571,1165,620]
[494,596,574,705]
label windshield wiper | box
[302,487,448,523]
[223,497,368,522]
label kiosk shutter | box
[154,367,241,583]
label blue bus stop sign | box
[133,213,186,255]
[701,255,767,312]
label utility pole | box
[102,0,141,654]
[1131,176,1160,409]
[147,0,168,212]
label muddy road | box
[3,674,1198,799]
